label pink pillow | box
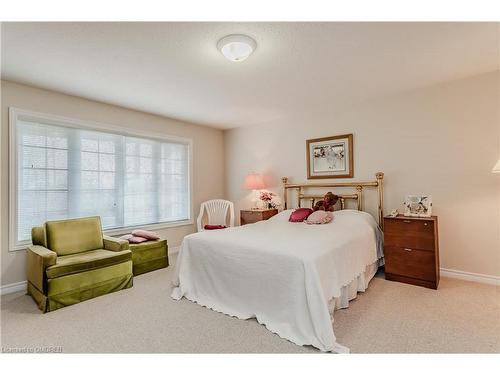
[131,229,160,240]
[120,234,149,243]
[289,208,313,222]
[305,210,333,225]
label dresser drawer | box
[241,212,261,224]
[385,218,434,236]
[384,233,435,252]
[242,211,260,219]
[240,209,278,225]
[384,246,436,281]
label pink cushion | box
[305,210,334,224]
[289,208,313,222]
[204,224,227,230]
[131,229,160,240]
[119,234,149,243]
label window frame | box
[9,107,193,252]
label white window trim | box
[9,107,194,252]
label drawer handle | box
[403,220,412,223]
[424,223,428,226]
[403,248,412,252]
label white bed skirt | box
[322,259,384,353]
[329,259,384,316]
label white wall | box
[1,80,225,286]
[225,72,500,278]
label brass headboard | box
[281,172,385,229]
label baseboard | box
[440,268,500,286]
[1,280,27,296]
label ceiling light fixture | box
[217,34,256,62]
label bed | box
[172,173,385,353]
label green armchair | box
[27,216,133,312]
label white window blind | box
[14,114,191,245]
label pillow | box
[305,210,333,225]
[131,229,160,240]
[204,224,227,230]
[289,208,313,222]
[119,234,149,243]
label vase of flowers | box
[259,191,277,209]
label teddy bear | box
[313,191,339,212]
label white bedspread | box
[171,209,383,352]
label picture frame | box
[306,134,354,179]
[404,195,432,217]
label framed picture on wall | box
[306,134,354,179]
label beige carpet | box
[1,255,499,353]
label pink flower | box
[259,191,275,201]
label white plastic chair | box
[197,199,235,232]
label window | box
[10,108,192,250]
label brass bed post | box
[356,185,363,211]
[281,177,288,210]
[376,172,384,229]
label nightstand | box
[240,209,278,225]
[384,215,440,289]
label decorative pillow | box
[119,234,149,243]
[131,229,160,240]
[204,224,227,230]
[289,208,314,222]
[305,210,333,225]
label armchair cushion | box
[103,235,129,252]
[27,245,57,293]
[46,216,104,256]
[46,249,131,279]
[204,224,227,230]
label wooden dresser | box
[240,209,278,225]
[384,215,440,289]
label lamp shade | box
[492,159,500,173]
[244,173,265,190]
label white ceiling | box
[1,22,498,129]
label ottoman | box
[129,239,169,276]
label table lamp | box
[244,173,265,209]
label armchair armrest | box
[103,235,129,252]
[27,245,57,293]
